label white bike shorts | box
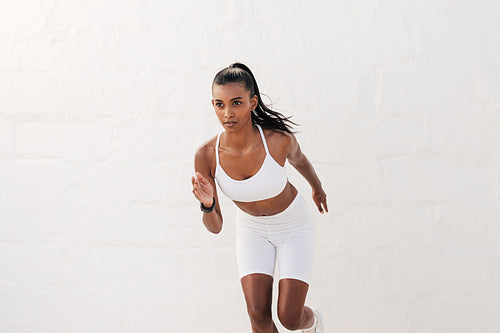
[235,193,315,284]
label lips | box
[224,121,237,127]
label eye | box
[215,102,224,108]
[233,101,242,106]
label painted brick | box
[16,122,112,159]
[1,1,499,332]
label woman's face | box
[212,82,258,131]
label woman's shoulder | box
[261,127,296,159]
[195,135,218,159]
[194,135,218,177]
[262,127,294,146]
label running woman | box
[191,63,328,333]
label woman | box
[191,63,328,333]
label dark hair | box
[212,63,297,133]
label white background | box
[1,1,499,332]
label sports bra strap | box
[215,132,222,165]
[256,124,270,155]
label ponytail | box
[212,63,297,133]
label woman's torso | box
[212,125,297,216]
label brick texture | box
[1,1,499,332]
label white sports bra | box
[214,124,288,202]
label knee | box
[247,305,273,329]
[278,308,302,331]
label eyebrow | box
[214,97,244,102]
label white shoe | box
[311,307,323,333]
[301,307,323,333]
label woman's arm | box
[192,144,223,233]
[286,133,328,214]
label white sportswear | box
[214,124,288,202]
[236,192,315,284]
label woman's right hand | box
[191,172,214,206]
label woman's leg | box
[277,278,315,331]
[240,273,278,333]
[272,194,316,330]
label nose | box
[224,106,234,118]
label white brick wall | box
[1,1,499,332]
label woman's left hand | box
[312,187,328,214]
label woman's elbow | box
[203,218,223,234]
[209,227,222,234]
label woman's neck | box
[223,124,259,151]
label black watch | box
[200,197,216,213]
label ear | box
[211,99,216,107]
[250,95,258,109]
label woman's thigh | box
[236,229,277,279]
[277,278,309,320]
[240,273,275,314]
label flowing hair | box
[212,63,297,133]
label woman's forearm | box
[202,211,223,234]
[291,157,323,191]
